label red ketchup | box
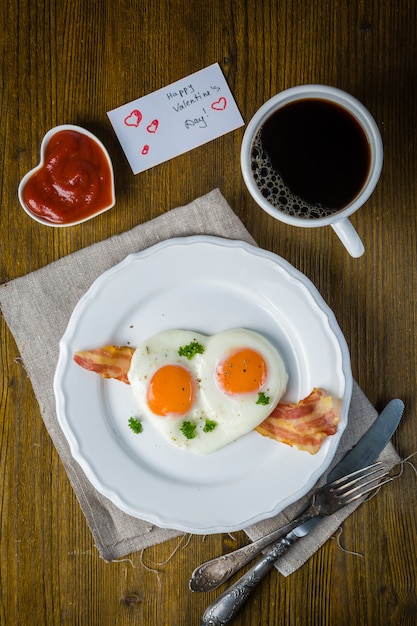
[22,129,114,225]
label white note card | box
[107,63,245,174]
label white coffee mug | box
[240,85,383,257]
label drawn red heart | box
[141,144,150,155]
[211,97,227,111]
[124,109,143,127]
[146,119,159,133]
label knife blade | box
[290,397,404,540]
[200,398,404,625]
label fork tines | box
[331,462,392,504]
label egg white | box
[128,328,288,455]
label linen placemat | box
[0,189,400,571]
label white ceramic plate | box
[54,236,352,533]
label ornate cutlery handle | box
[192,500,315,593]
[191,518,300,592]
[200,535,295,626]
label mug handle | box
[331,218,365,258]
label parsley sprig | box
[178,341,205,360]
[128,417,143,434]
[180,420,197,439]
[203,419,217,433]
[256,392,271,405]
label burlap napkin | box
[0,189,400,572]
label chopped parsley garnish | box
[178,341,205,360]
[256,392,271,406]
[180,420,197,439]
[128,417,143,434]
[203,419,217,433]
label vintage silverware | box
[198,398,404,625]
[192,398,404,594]
[201,464,392,625]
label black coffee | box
[251,98,372,218]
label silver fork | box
[200,462,392,626]
[192,462,390,594]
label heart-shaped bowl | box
[18,124,115,227]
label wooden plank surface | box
[1,1,417,624]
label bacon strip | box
[73,345,134,384]
[255,388,340,455]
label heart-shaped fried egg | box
[128,328,288,454]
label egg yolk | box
[216,348,268,394]
[147,364,195,416]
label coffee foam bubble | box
[250,131,337,219]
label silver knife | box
[200,398,404,626]
[293,397,405,536]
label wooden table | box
[1,1,417,624]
